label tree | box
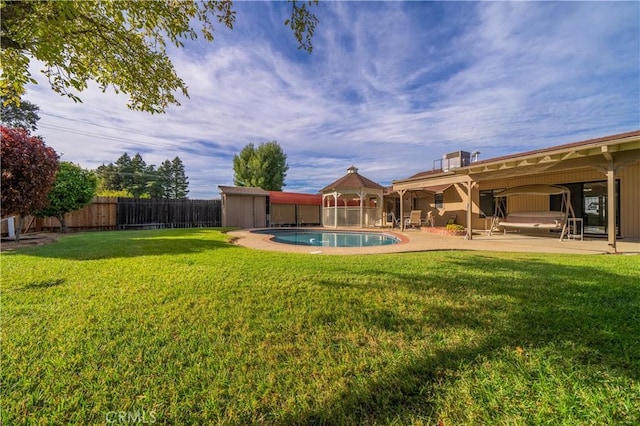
[0,97,40,130]
[129,153,149,198]
[170,157,189,199]
[34,162,98,233]
[233,140,289,191]
[157,160,173,198]
[0,126,59,241]
[95,163,119,192]
[1,1,318,113]
[96,153,188,199]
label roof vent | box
[347,166,358,174]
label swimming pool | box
[253,229,401,247]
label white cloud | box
[19,1,639,197]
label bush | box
[446,223,465,231]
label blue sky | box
[25,1,640,198]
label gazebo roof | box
[319,166,385,193]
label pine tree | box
[170,157,189,199]
[157,160,173,198]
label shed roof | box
[319,166,385,193]
[269,191,322,205]
[218,185,269,196]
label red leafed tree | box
[1,126,59,241]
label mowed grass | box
[1,229,639,424]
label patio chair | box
[425,211,435,227]
[406,210,422,229]
[386,212,400,228]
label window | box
[434,193,444,209]
[479,189,506,218]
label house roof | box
[218,185,269,196]
[468,130,640,169]
[319,166,386,193]
[395,130,640,184]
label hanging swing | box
[488,184,575,241]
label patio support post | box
[398,189,406,231]
[465,178,473,240]
[606,157,617,253]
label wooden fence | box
[1,197,222,235]
[117,198,221,229]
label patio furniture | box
[406,210,422,229]
[425,211,435,227]
[488,184,575,241]
[386,212,400,228]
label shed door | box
[253,196,266,228]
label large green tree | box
[34,162,98,233]
[0,97,40,130]
[233,141,289,191]
[96,153,189,199]
[155,157,189,199]
[1,0,318,113]
[1,126,59,241]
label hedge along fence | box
[1,197,222,235]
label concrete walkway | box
[228,228,640,256]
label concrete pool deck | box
[228,227,640,256]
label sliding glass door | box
[551,180,619,236]
[583,181,619,235]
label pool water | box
[253,229,400,247]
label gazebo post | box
[334,192,339,228]
[359,190,365,227]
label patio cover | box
[421,183,453,194]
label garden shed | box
[219,186,269,228]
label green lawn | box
[2,228,639,424]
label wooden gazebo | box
[319,166,385,228]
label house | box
[390,130,640,250]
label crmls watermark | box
[105,410,157,424]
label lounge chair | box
[406,210,422,229]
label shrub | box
[446,223,466,232]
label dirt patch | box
[1,233,60,252]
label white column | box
[359,190,365,227]
[334,192,340,229]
